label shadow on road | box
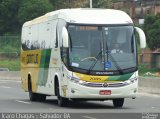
[43,99,130,109]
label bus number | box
[90,77,101,81]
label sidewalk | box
[0,71,20,80]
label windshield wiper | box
[87,50,102,74]
[108,54,124,74]
[104,29,123,74]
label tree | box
[49,0,89,10]
[17,0,53,25]
[0,0,53,35]
[0,0,22,35]
[49,0,116,9]
[92,0,113,8]
[143,13,160,50]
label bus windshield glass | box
[68,25,136,73]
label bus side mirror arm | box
[134,27,146,48]
[62,27,69,48]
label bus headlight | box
[70,76,85,85]
[125,77,137,85]
[71,76,80,83]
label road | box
[0,79,160,119]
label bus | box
[21,8,146,107]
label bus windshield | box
[68,25,137,73]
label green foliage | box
[0,36,20,71]
[49,0,89,9]
[0,0,121,35]
[1,45,17,52]
[17,0,53,24]
[49,0,114,10]
[93,0,113,8]
[49,0,64,9]
[0,59,20,71]
[0,0,53,35]
[138,64,159,76]
[0,36,20,53]
[0,0,22,35]
[143,13,160,50]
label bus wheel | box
[56,81,68,107]
[113,98,124,108]
[28,79,37,101]
[37,94,46,102]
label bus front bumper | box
[67,81,138,99]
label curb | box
[138,76,160,95]
[0,77,20,80]
[0,71,20,80]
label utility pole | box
[152,0,157,14]
[90,0,92,8]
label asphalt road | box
[0,79,160,119]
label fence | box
[0,36,21,59]
[139,49,160,69]
[0,36,21,71]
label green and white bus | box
[21,8,146,107]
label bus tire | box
[113,98,124,108]
[28,79,37,101]
[55,80,68,107]
[37,94,46,102]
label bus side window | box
[55,25,58,48]
[57,19,68,66]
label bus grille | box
[83,82,128,87]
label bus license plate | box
[99,90,111,95]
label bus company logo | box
[26,54,38,64]
[103,83,108,87]
[142,113,159,119]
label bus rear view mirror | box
[62,27,69,48]
[135,27,146,48]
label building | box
[113,0,160,22]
